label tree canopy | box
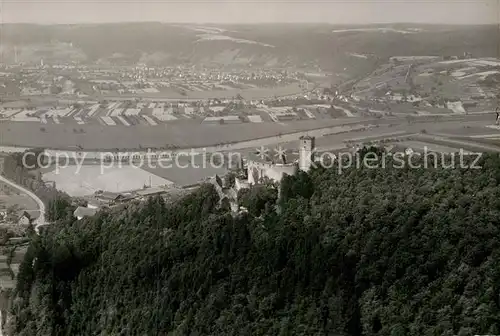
[10,153,500,336]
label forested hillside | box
[9,152,500,335]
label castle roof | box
[247,150,300,166]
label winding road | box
[0,174,46,229]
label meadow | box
[43,165,174,197]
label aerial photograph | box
[0,0,499,334]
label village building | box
[202,116,241,125]
[134,187,168,200]
[73,207,98,220]
[92,191,134,206]
[17,211,32,226]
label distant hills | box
[0,23,498,70]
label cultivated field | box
[0,244,27,290]
[0,182,40,219]
[43,165,174,197]
[109,83,304,100]
[0,254,15,289]
[141,156,228,187]
[351,57,500,115]
[397,140,471,154]
[0,84,350,128]
[455,137,500,147]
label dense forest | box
[8,150,500,335]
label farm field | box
[452,137,500,147]
[429,125,500,137]
[43,165,174,197]
[0,244,27,290]
[120,83,305,100]
[141,156,229,187]
[0,182,40,219]
[0,253,15,289]
[397,140,470,154]
[40,155,229,196]
[0,88,333,128]
[351,57,500,115]
[0,189,38,210]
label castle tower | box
[299,136,315,172]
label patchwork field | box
[351,57,499,115]
[0,85,337,128]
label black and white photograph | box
[0,0,499,335]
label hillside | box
[7,150,500,335]
[0,23,498,70]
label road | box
[0,174,46,228]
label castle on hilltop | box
[210,136,316,214]
[244,135,316,187]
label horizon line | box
[0,21,498,26]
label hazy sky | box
[0,0,498,24]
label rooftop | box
[135,187,168,197]
[74,206,98,219]
[247,150,300,166]
[94,191,124,201]
[203,116,241,122]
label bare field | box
[353,57,499,112]
[0,245,27,290]
[0,182,39,214]
[95,83,304,100]
[43,165,174,197]
[431,125,500,137]
[0,194,38,211]
[452,137,500,147]
[397,141,470,154]
[42,156,228,190]
[141,157,228,187]
[0,118,368,150]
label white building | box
[73,206,98,220]
[246,136,315,186]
